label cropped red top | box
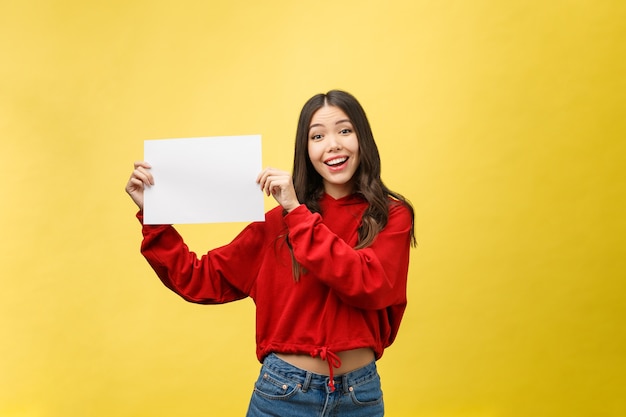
[138,193,413,385]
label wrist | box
[285,203,300,213]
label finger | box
[125,177,145,196]
[257,173,268,189]
[133,162,154,184]
[267,177,284,197]
[260,170,277,193]
[134,161,152,169]
[134,165,155,184]
[132,169,152,186]
[127,177,144,191]
[268,177,288,197]
[257,167,275,185]
[264,176,274,196]
[256,168,268,184]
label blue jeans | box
[246,353,384,417]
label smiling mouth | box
[325,156,348,167]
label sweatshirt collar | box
[320,192,365,206]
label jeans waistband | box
[261,353,378,394]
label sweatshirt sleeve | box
[283,202,413,310]
[137,211,260,304]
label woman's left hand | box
[256,167,300,213]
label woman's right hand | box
[125,161,154,210]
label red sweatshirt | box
[139,193,413,373]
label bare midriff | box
[276,348,375,376]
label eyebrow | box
[309,119,353,130]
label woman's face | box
[307,105,360,199]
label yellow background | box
[1,1,625,416]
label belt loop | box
[341,374,350,394]
[301,371,312,392]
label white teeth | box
[326,157,347,166]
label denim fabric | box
[246,353,384,417]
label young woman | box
[126,90,416,416]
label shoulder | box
[388,197,412,215]
[244,205,286,227]
[265,205,286,221]
[253,205,289,233]
[387,198,414,227]
[229,205,286,246]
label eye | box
[310,134,323,141]
[339,128,352,135]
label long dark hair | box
[288,90,416,279]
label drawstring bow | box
[311,347,342,392]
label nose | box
[327,134,342,151]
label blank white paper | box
[143,135,264,224]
